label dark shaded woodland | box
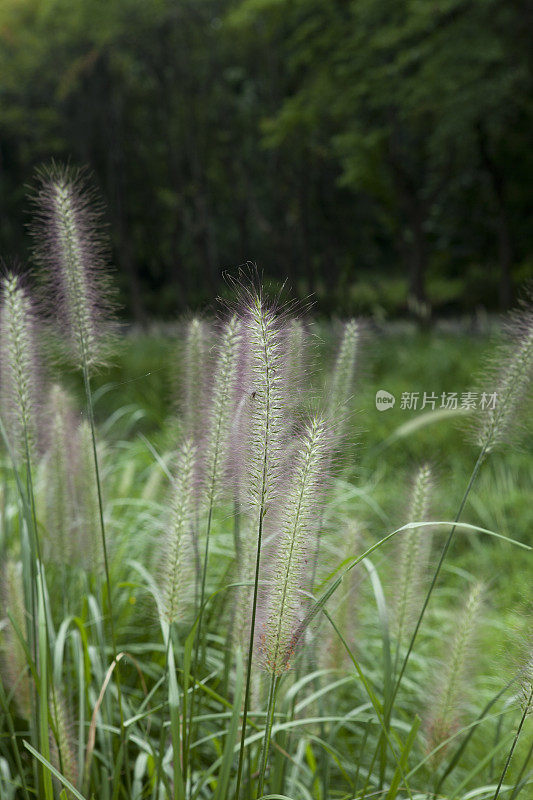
[1,0,533,318]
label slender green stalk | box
[0,679,32,800]
[493,685,533,800]
[257,675,280,798]
[81,365,126,758]
[235,506,266,799]
[22,425,55,799]
[184,502,214,787]
[510,738,533,800]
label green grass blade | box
[165,628,186,800]
[24,740,87,800]
[37,582,54,800]
[384,715,420,800]
[213,650,244,800]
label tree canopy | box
[1,0,532,318]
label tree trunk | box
[388,141,430,321]
[477,124,514,309]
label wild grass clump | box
[0,166,531,800]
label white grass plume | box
[424,581,484,758]
[0,561,31,718]
[159,439,197,625]
[395,464,433,646]
[0,271,42,465]
[238,290,287,520]
[181,316,211,442]
[201,315,241,506]
[473,298,533,452]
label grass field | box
[1,314,532,800]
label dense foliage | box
[1,315,532,799]
[1,0,533,317]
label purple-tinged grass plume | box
[30,164,121,722]
[192,315,242,677]
[283,318,309,411]
[254,412,332,797]
[0,271,42,465]
[326,319,360,432]
[159,439,197,625]
[42,385,81,565]
[424,582,484,760]
[394,464,433,648]
[30,164,116,371]
[180,316,212,442]
[0,560,31,719]
[42,385,108,572]
[200,315,242,507]
[256,414,331,676]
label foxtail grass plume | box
[181,317,211,441]
[0,271,42,465]
[201,315,241,506]
[238,289,287,519]
[424,582,484,759]
[44,395,105,571]
[42,385,81,564]
[160,439,197,624]
[519,651,533,715]
[284,318,308,407]
[474,299,533,452]
[232,519,257,656]
[0,560,31,718]
[327,319,359,427]
[50,689,78,796]
[30,164,116,371]
[257,414,331,675]
[395,464,433,646]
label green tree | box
[230,0,533,310]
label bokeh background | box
[1,0,533,319]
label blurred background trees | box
[1,0,532,319]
